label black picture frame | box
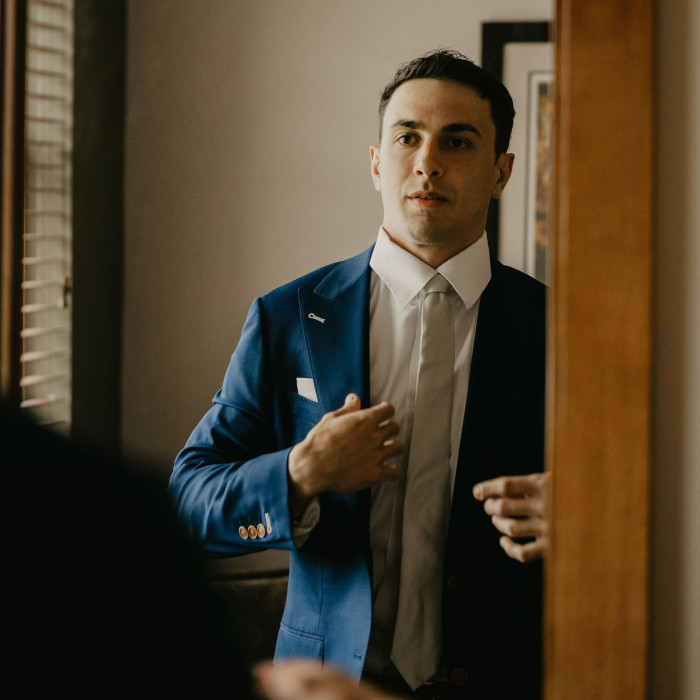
[481,21,551,258]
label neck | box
[382,228,482,268]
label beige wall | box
[652,0,700,698]
[124,1,699,696]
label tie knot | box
[425,273,451,295]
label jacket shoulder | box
[262,246,373,304]
[489,260,546,307]
[491,259,546,291]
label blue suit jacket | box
[169,245,545,696]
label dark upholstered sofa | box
[207,561,289,668]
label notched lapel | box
[298,256,371,415]
[455,262,546,487]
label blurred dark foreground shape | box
[1,401,255,697]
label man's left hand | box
[472,473,549,563]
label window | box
[1,0,74,432]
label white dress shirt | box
[290,228,492,675]
[364,228,491,676]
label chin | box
[407,224,453,246]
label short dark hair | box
[378,48,515,157]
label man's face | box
[370,78,514,266]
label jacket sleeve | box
[168,297,298,557]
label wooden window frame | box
[1,0,26,406]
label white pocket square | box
[296,377,318,403]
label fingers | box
[331,395,397,423]
[472,473,546,501]
[474,474,546,519]
[328,393,362,417]
[253,659,394,700]
[290,396,404,497]
[317,397,395,442]
[490,514,545,540]
[364,399,398,425]
[253,659,322,700]
[359,437,403,488]
[498,535,546,564]
[380,439,403,462]
[472,472,549,564]
[336,399,401,450]
[482,494,542,518]
[378,419,401,442]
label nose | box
[414,139,443,178]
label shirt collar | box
[369,227,492,310]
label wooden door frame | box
[545,0,653,697]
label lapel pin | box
[308,313,326,323]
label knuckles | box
[485,497,510,516]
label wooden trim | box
[545,0,653,697]
[0,0,25,405]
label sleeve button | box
[238,525,249,539]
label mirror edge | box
[545,0,654,697]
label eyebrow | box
[390,119,483,138]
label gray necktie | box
[390,273,454,689]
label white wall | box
[652,0,700,698]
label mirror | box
[122,0,654,698]
[124,0,556,694]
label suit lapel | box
[453,259,546,491]
[456,263,518,481]
[298,247,374,567]
[298,247,373,415]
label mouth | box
[408,191,447,208]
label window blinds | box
[20,0,73,431]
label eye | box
[396,133,419,146]
[448,136,471,149]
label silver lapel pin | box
[308,313,326,324]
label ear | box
[370,145,381,192]
[491,152,515,199]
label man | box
[169,49,546,699]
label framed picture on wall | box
[481,21,553,285]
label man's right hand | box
[287,394,403,510]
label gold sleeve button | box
[238,525,249,539]
[257,523,266,538]
[247,524,258,539]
